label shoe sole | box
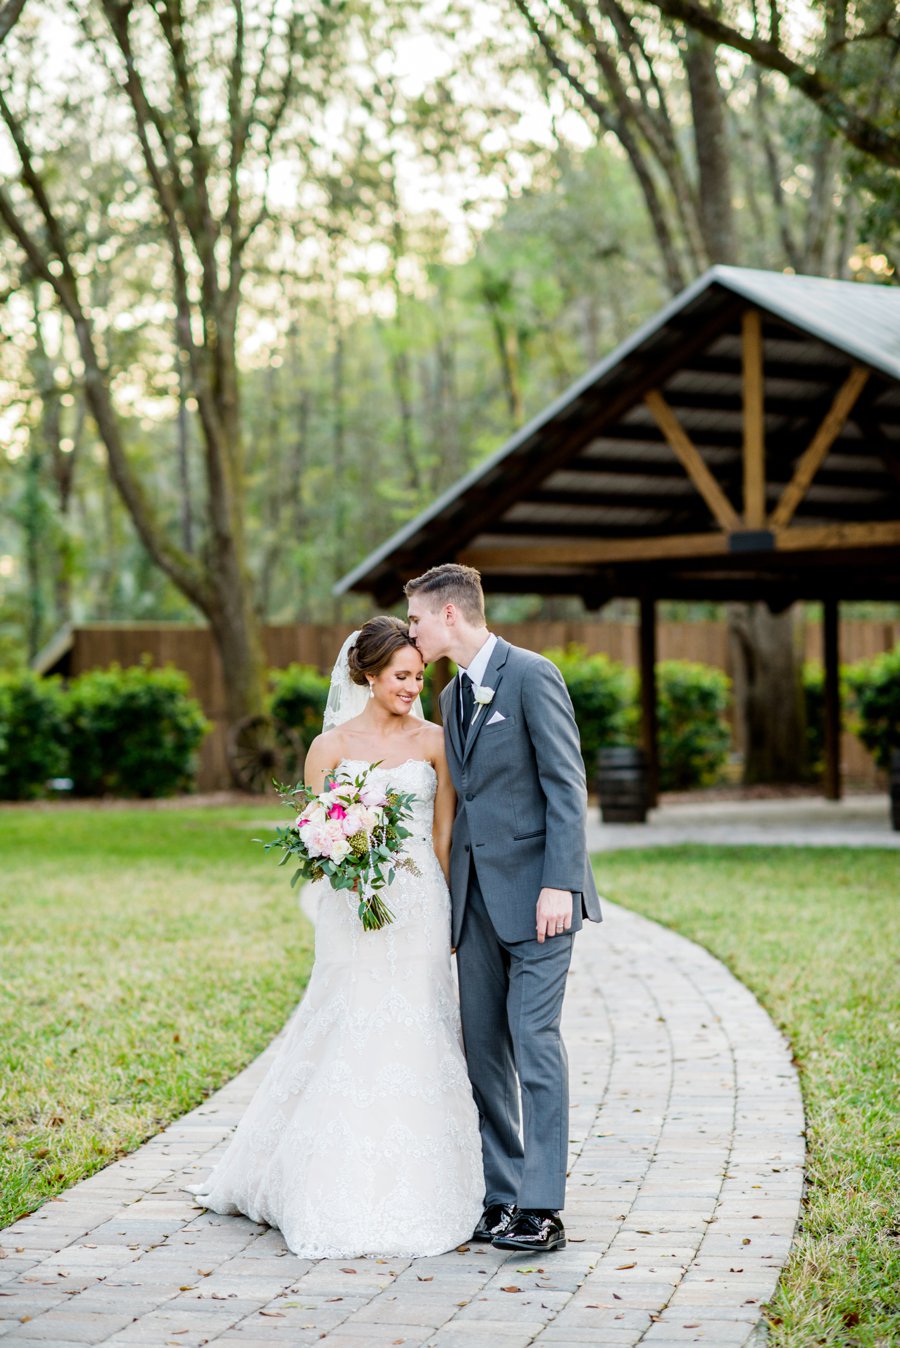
[492,1235,567,1251]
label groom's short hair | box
[404,563,485,625]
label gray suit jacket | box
[440,637,602,945]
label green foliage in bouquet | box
[655,660,731,791]
[261,763,420,932]
[845,645,900,771]
[66,659,209,797]
[0,672,68,799]
[543,645,632,782]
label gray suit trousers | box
[455,867,573,1212]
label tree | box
[0,1,341,734]
[637,0,900,169]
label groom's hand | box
[536,887,573,943]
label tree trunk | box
[684,32,735,264]
[728,603,807,783]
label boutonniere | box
[471,685,495,726]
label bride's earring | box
[368,681,375,699]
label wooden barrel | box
[890,749,900,831]
[597,746,649,824]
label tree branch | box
[642,0,900,167]
[0,0,27,45]
[512,0,688,291]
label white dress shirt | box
[458,632,498,717]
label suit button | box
[465,792,474,801]
[464,844,470,853]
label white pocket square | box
[486,710,506,725]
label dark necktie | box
[460,673,476,738]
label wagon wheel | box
[227,715,305,794]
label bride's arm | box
[430,728,455,885]
[304,733,341,794]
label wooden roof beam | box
[460,519,900,572]
[769,366,870,529]
[643,389,743,532]
[742,311,766,528]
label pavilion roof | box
[336,266,900,607]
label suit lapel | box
[461,638,509,766]
[443,673,465,762]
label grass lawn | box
[0,803,313,1229]
[595,845,899,1348]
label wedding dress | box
[186,757,484,1258]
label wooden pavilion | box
[336,266,900,801]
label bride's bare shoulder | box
[419,720,447,755]
[306,727,345,770]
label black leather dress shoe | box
[472,1203,516,1242]
[492,1208,566,1251]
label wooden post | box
[823,598,841,801]
[742,310,766,528]
[639,597,659,807]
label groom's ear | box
[442,603,457,627]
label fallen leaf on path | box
[259,1310,285,1317]
[501,1286,521,1293]
[615,1262,636,1270]
[416,1275,433,1281]
[340,1267,357,1274]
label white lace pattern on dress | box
[186,759,484,1258]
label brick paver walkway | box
[2,872,805,1347]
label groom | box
[406,563,601,1253]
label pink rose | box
[327,836,352,864]
[327,802,347,821]
[300,798,326,825]
[359,783,387,808]
[302,823,332,858]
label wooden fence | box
[61,619,900,791]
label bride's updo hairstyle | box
[346,616,421,686]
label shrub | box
[845,645,900,771]
[66,660,209,797]
[0,673,68,799]
[543,646,632,782]
[803,661,826,778]
[656,660,731,791]
[269,664,331,744]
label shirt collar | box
[459,632,497,689]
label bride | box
[186,616,484,1257]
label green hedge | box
[0,673,68,800]
[656,660,731,791]
[66,661,209,797]
[846,645,900,771]
[804,649,900,777]
[545,647,730,791]
[544,646,634,782]
[268,663,331,745]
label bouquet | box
[261,762,420,931]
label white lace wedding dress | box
[186,758,484,1258]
